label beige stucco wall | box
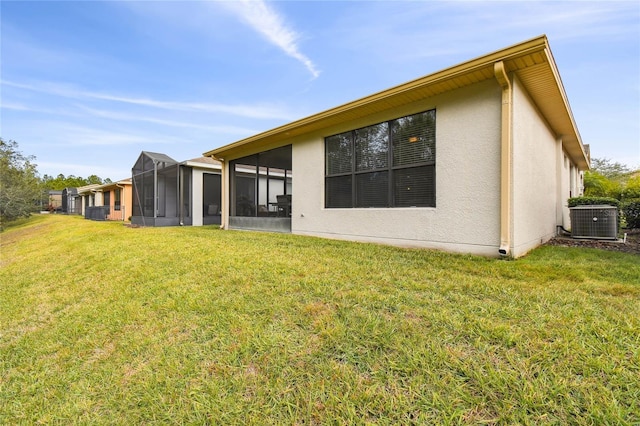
[559,152,572,229]
[558,153,584,230]
[289,80,504,256]
[106,186,130,221]
[511,76,560,257]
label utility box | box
[570,205,618,240]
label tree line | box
[2,137,639,227]
[583,157,640,201]
[1,138,111,225]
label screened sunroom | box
[229,145,292,232]
[131,151,221,227]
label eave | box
[204,35,589,170]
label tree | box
[622,175,640,200]
[590,158,631,179]
[86,175,101,185]
[0,138,42,225]
[41,174,112,190]
[583,171,622,199]
[583,157,638,200]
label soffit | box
[504,51,588,169]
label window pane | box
[203,173,221,216]
[355,123,388,171]
[355,171,388,207]
[258,166,269,206]
[234,164,256,217]
[393,166,435,207]
[326,132,352,175]
[326,176,352,208]
[392,110,435,166]
[267,169,286,204]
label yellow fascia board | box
[204,35,588,169]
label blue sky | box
[1,0,639,181]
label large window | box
[114,188,121,211]
[325,109,435,208]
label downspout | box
[210,154,226,229]
[179,165,184,226]
[494,61,512,257]
[555,138,564,233]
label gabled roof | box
[204,35,589,170]
[96,178,132,191]
[133,151,179,175]
[141,151,178,164]
[75,184,102,195]
[186,156,218,164]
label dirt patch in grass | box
[545,229,640,255]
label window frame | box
[325,109,436,209]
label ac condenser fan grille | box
[570,205,617,240]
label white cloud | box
[330,1,639,65]
[45,124,179,147]
[77,105,259,135]
[1,102,32,112]
[222,0,320,78]
[1,79,294,120]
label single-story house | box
[46,190,63,212]
[203,35,589,258]
[76,184,103,217]
[74,180,132,221]
[99,178,133,221]
[61,187,81,214]
[131,151,222,226]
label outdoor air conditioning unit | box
[569,205,618,240]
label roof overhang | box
[204,35,589,170]
[181,157,222,171]
[75,183,103,195]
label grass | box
[1,214,639,425]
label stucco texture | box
[292,80,504,256]
[511,76,560,257]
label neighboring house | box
[61,180,132,221]
[131,151,222,226]
[203,36,589,258]
[99,178,133,221]
[47,190,63,212]
[76,184,103,217]
[61,187,81,214]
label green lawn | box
[1,214,639,425]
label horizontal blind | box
[325,109,436,209]
[355,171,388,207]
[391,110,436,167]
[325,175,353,208]
[355,122,389,171]
[326,132,353,175]
[393,166,435,207]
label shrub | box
[621,199,640,229]
[583,171,623,199]
[567,197,620,208]
[621,176,640,201]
